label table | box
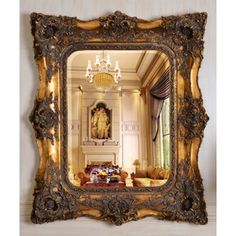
[84,181,126,187]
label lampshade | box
[133,159,141,166]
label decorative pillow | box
[85,164,99,174]
[135,169,147,178]
[163,169,170,179]
[158,168,165,179]
[85,164,122,176]
[148,167,160,179]
[147,166,155,178]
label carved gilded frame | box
[29,11,209,225]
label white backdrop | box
[20,1,216,235]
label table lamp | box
[133,159,141,172]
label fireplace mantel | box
[80,145,120,166]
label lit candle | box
[115,61,119,72]
[95,55,100,67]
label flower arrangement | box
[98,170,107,179]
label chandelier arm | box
[85,53,121,91]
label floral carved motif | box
[178,92,209,143]
[31,13,67,82]
[29,92,58,145]
[82,194,137,225]
[161,13,207,79]
[99,11,138,40]
[161,157,208,224]
[31,158,79,223]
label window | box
[160,97,170,168]
[153,97,170,168]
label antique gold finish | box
[29,11,209,225]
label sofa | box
[131,166,170,187]
[75,164,128,186]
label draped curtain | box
[150,69,170,141]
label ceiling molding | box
[135,51,146,73]
[69,71,140,82]
[141,52,170,88]
[139,52,162,86]
[67,66,137,74]
[136,51,159,78]
[68,78,141,90]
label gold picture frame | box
[29,11,209,225]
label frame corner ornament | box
[161,12,207,79]
[29,11,209,225]
[162,157,208,224]
[31,158,79,224]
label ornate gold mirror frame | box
[29,11,209,225]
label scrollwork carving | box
[178,92,209,143]
[31,158,79,223]
[29,92,58,145]
[31,13,65,82]
[99,11,138,40]
[82,194,137,225]
[161,13,207,79]
[161,157,207,224]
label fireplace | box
[80,145,120,167]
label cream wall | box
[67,88,144,175]
[20,0,216,235]
[80,91,121,170]
[67,86,81,174]
[121,91,143,173]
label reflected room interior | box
[67,50,170,188]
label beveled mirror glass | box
[29,11,209,225]
[66,50,170,188]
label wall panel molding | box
[121,122,140,133]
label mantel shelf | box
[81,145,120,153]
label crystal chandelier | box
[85,53,121,91]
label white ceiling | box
[67,50,169,90]
[68,50,151,73]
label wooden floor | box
[20,202,216,236]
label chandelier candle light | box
[85,53,121,91]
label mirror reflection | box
[67,50,170,188]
